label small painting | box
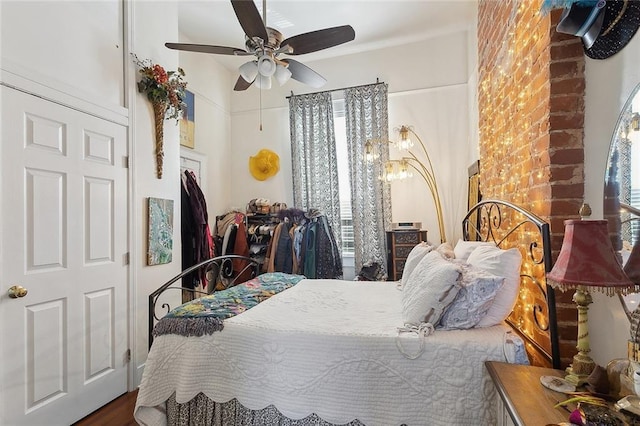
[180,90,195,149]
[467,160,481,240]
[147,197,174,265]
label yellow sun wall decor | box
[249,149,280,181]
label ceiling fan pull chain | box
[259,84,263,131]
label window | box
[333,99,354,257]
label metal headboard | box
[148,255,260,349]
[462,199,560,369]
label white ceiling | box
[176,0,478,71]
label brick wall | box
[478,0,585,368]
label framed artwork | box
[180,90,195,149]
[147,197,174,265]
[467,160,481,240]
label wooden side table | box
[485,361,569,426]
[386,230,427,281]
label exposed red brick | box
[555,166,584,184]
[550,61,581,79]
[549,130,582,148]
[479,0,584,366]
[550,42,585,59]
[550,95,582,111]
[550,78,586,95]
[551,183,584,199]
[549,148,584,164]
[549,113,585,130]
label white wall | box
[228,29,473,243]
[176,34,235,217]
[130,1,184,386]
[230,107,294,210]
[388,86,470,244]
[584,35,640,367]
[1,1,124,108]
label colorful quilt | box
[153,272,305,338]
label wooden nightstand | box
[485,361,569,426]
[386,230,427,281]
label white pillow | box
[435,241,455,259]
[467,245,522,327]
[453,239,495,261]
[402,251,461,325]
[438,260,505,330]
[399,242,434,290]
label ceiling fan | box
[165,0,355,91]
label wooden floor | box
[72,390,138,426]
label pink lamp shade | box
[547,220,634,295]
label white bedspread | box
[135,279,525,426]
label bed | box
[135,200,559,426]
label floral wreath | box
[132,54,188,178]
[132,53,187,122]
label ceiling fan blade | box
[282,25,355,55]
[231,0,268,41]
[283,59,326,88]
[165,42,250,56]
[234,75,254,91]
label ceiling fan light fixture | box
[239,60,259,82]
[274,64,292,86]
[257,55,276,77]
[255,74,272,90]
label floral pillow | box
[402,251,461,325]
[467,245,522,327]
[438,260,505,330]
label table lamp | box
[547,219,634,386]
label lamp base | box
[564,367,591,386]
[564,353,596,387]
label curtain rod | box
[286,79,385,99]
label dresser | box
[485,361,568,426]
[386,230,427,281]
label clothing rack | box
[286,79,385,99]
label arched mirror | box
[604,82,640,319]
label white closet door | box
[0,86,129,425]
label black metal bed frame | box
[462,199,560,369]
[147,200,559,368]
[148,255,260,349]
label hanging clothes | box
[181,183,198,290]
[315,215,343,279]
[232,220,252,283]
[302,221,317,278]
[266,208,343,279]
[182,170,214,289]
[274,221,293,274]
[214,211,252,286]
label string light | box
[476,0,552,342]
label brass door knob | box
[8,285,28,298]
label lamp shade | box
[547,220,634,295]
[239,61,258,83]
[274,64,292,86]
[396,125,414,150]
[257,55,276,77]
[255,74,272,90]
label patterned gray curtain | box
[344,83,392,273]
[289,92,342,252]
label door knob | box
[8,285,28,298]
